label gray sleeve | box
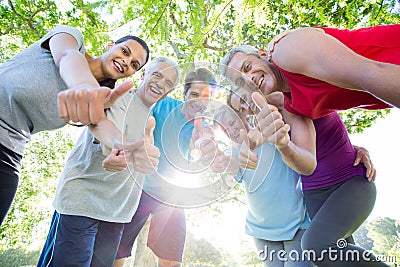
[39,25,86,55]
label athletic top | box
[143,97,195,204]
[237,142,309,241]
[271,25,399,119]
[0,25,86,155]
[301,112,366,191]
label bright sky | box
[187,108,400,265]
[349,108,400,220]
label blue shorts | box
[37,211,124,267]
[117,191,186,262]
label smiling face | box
[103,39,148,79]
[226,51,277,96]
[229,81,261,115]
[182,82,212,120]
[219,111,248,144]
[137,61,178,107]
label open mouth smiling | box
[149,85,162,95]
[113,60,124,73]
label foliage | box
[1,0,400,265]
[366,217,400,259]
[0,127,77,249]
[2,0,399,130]
[0,247,41,267]
[353,222,374,250]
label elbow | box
[300,157,317,176]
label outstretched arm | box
[272,27,399,107]
[50,32,133,125]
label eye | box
[166,81,174,88]
[122,48,128,55]
[244,62,251,72]
[153,72,162,78]
[131,62,139,71]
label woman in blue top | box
[213,105,311,267]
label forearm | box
[89,119,123,149]
[277,141,316,175]
[59,50,99,88]
[225,157,240,175]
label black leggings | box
[0,143,22,225]
[302,175,389,267]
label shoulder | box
[41,25,85,51]
[272,27,325,72]
[154,97,182,111]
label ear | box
[105,42,115,51]
[258,49,268,57]
[140,69,145,80]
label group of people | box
[0,22,399,267]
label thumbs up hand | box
[189,113,218,166]
[131,116,160,174]
[252,92,290,148]
[102,139,144,172]
[238,129,259,170]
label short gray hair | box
[220,45,259,78]
[146,56,181,85]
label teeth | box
[258,76,264,88]
[114,61,123,73]
[150,85,161,95]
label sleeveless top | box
[301,112,366,190]
[267,25,398,119]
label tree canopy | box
[2,0,398,131]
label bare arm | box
[89,118,124,151]
[252,92,316,174]
[279,109,317,175]
[50,32,133,124]
[272,27,400,107]
[49,32,99,89]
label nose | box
[243,72,254,84]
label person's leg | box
[91,221,124,267]
[52,214,99,267]
[147,205,186,267]
[302,176,389,266]
[115,191,158,263]
[0,144,22,225]
[37,211,60,267]
[283,229,312,267]
[253,238,284,267]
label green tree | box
[367,217,400,263]
[2,0,400,264]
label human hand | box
[210,150,230,173]
[353,146,376,181]
[58,81,133,126]
[102,139,144,172]
[131,116,160,174]
[238,129,258,170]
[252,92,290,148]
[189,114,218,166]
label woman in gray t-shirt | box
[0,25,150,225]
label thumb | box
[192,112,203,140]
[107,81,134,106]
[240,129,249,148]
[124,138,145,151]
[251,92,269,111]
[247,129,260,149]
[145,116,156,144]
